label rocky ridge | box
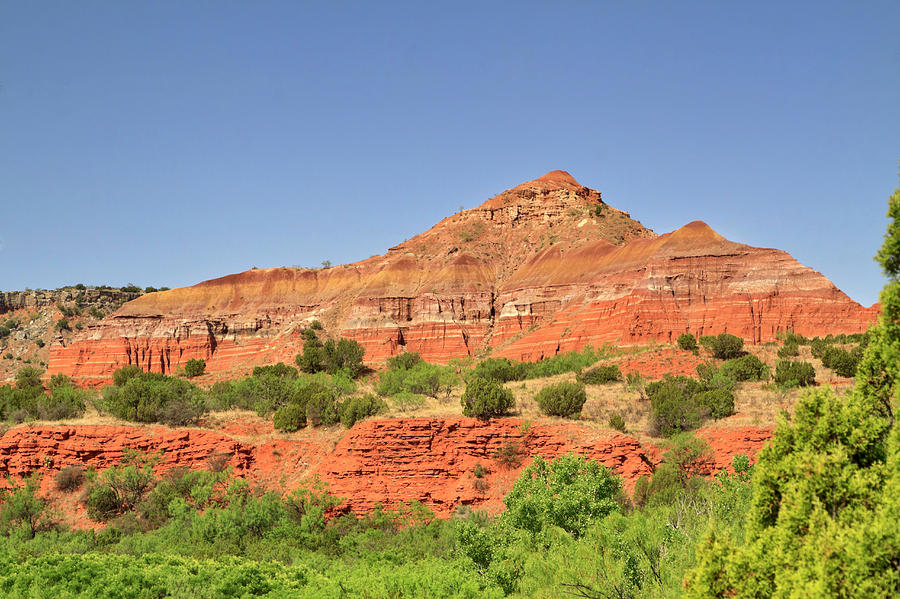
[48,171,877,383]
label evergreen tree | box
[687,167,900,597]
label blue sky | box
[1,1,898,305]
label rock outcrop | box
[48,171,877,383]
[0,288,141,316]
[0,419,773,519]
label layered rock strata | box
[0,418,773,519]
[48,171,877,383]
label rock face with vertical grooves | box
[48,171,877,383]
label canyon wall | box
[48,171,877,383]
[0,418,772,518]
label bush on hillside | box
[272,403,307,432]
[305,388,339,427]
[774,360,816,388]
[338,395,387,428]
[460,377,515,420]
[608,412,627,433]
[473,358,528,383]
[577,365,621,384]
[677,333,698,352]
[15,366,43,390]
[693,388,735,419]
[377,360,457,399]
[719,354,769,382]
[54,467,85,492]
[385,352,423,371]
[821,346,861,378]
[646,374,736,437]
[183,359,206,378]
[252,362,298,379]
[295,334,366,378]
[535,381,588,418]
[699,333,744,360]
[112,365,143,387]
[100,369,207,425]
[777,342,800,358]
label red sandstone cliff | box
[49,170,877,383]
[0,419,772,519]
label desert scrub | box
[535,381,587,418]
[774,360,816,388]
[677,332,698,352]
[577,364,621,384]
[460,377,515,419]
[608,412,627,433]
[699,332,744,360]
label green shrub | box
[646,375,735,437]
[54,318,71,331]
[461,377,515,419]
[338,395,386,428]
[377,361,457,398]
[296,335,366,378]
[777,341,800,358]
[183,359,206,378]
[774,360,816,387]
[305,388,339,426]
[112,365,143,387]
[323,338,366,378]
[14,366,42,390]
[677,333,698,351]
[273,403,306,432]
[535,381,587,418]
[99,373,207,425]
[810,338,829,359]
[253,363,298,379]
[780,330,810,345]
[296,335,326,373]
[385,352,423,371]
[577,365,621,384]
[694,388,735,419]
[473,358,527,382]
[648,378,705,437]
[821,346,860,377]
[719,354,769,382]
[699,332,744,360]
[502,453,621,537]
[608,412,627,432]
[0,475,48,538]
[41,382,88,420]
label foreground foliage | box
[686,168,900,597]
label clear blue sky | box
[1,1,898,306]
